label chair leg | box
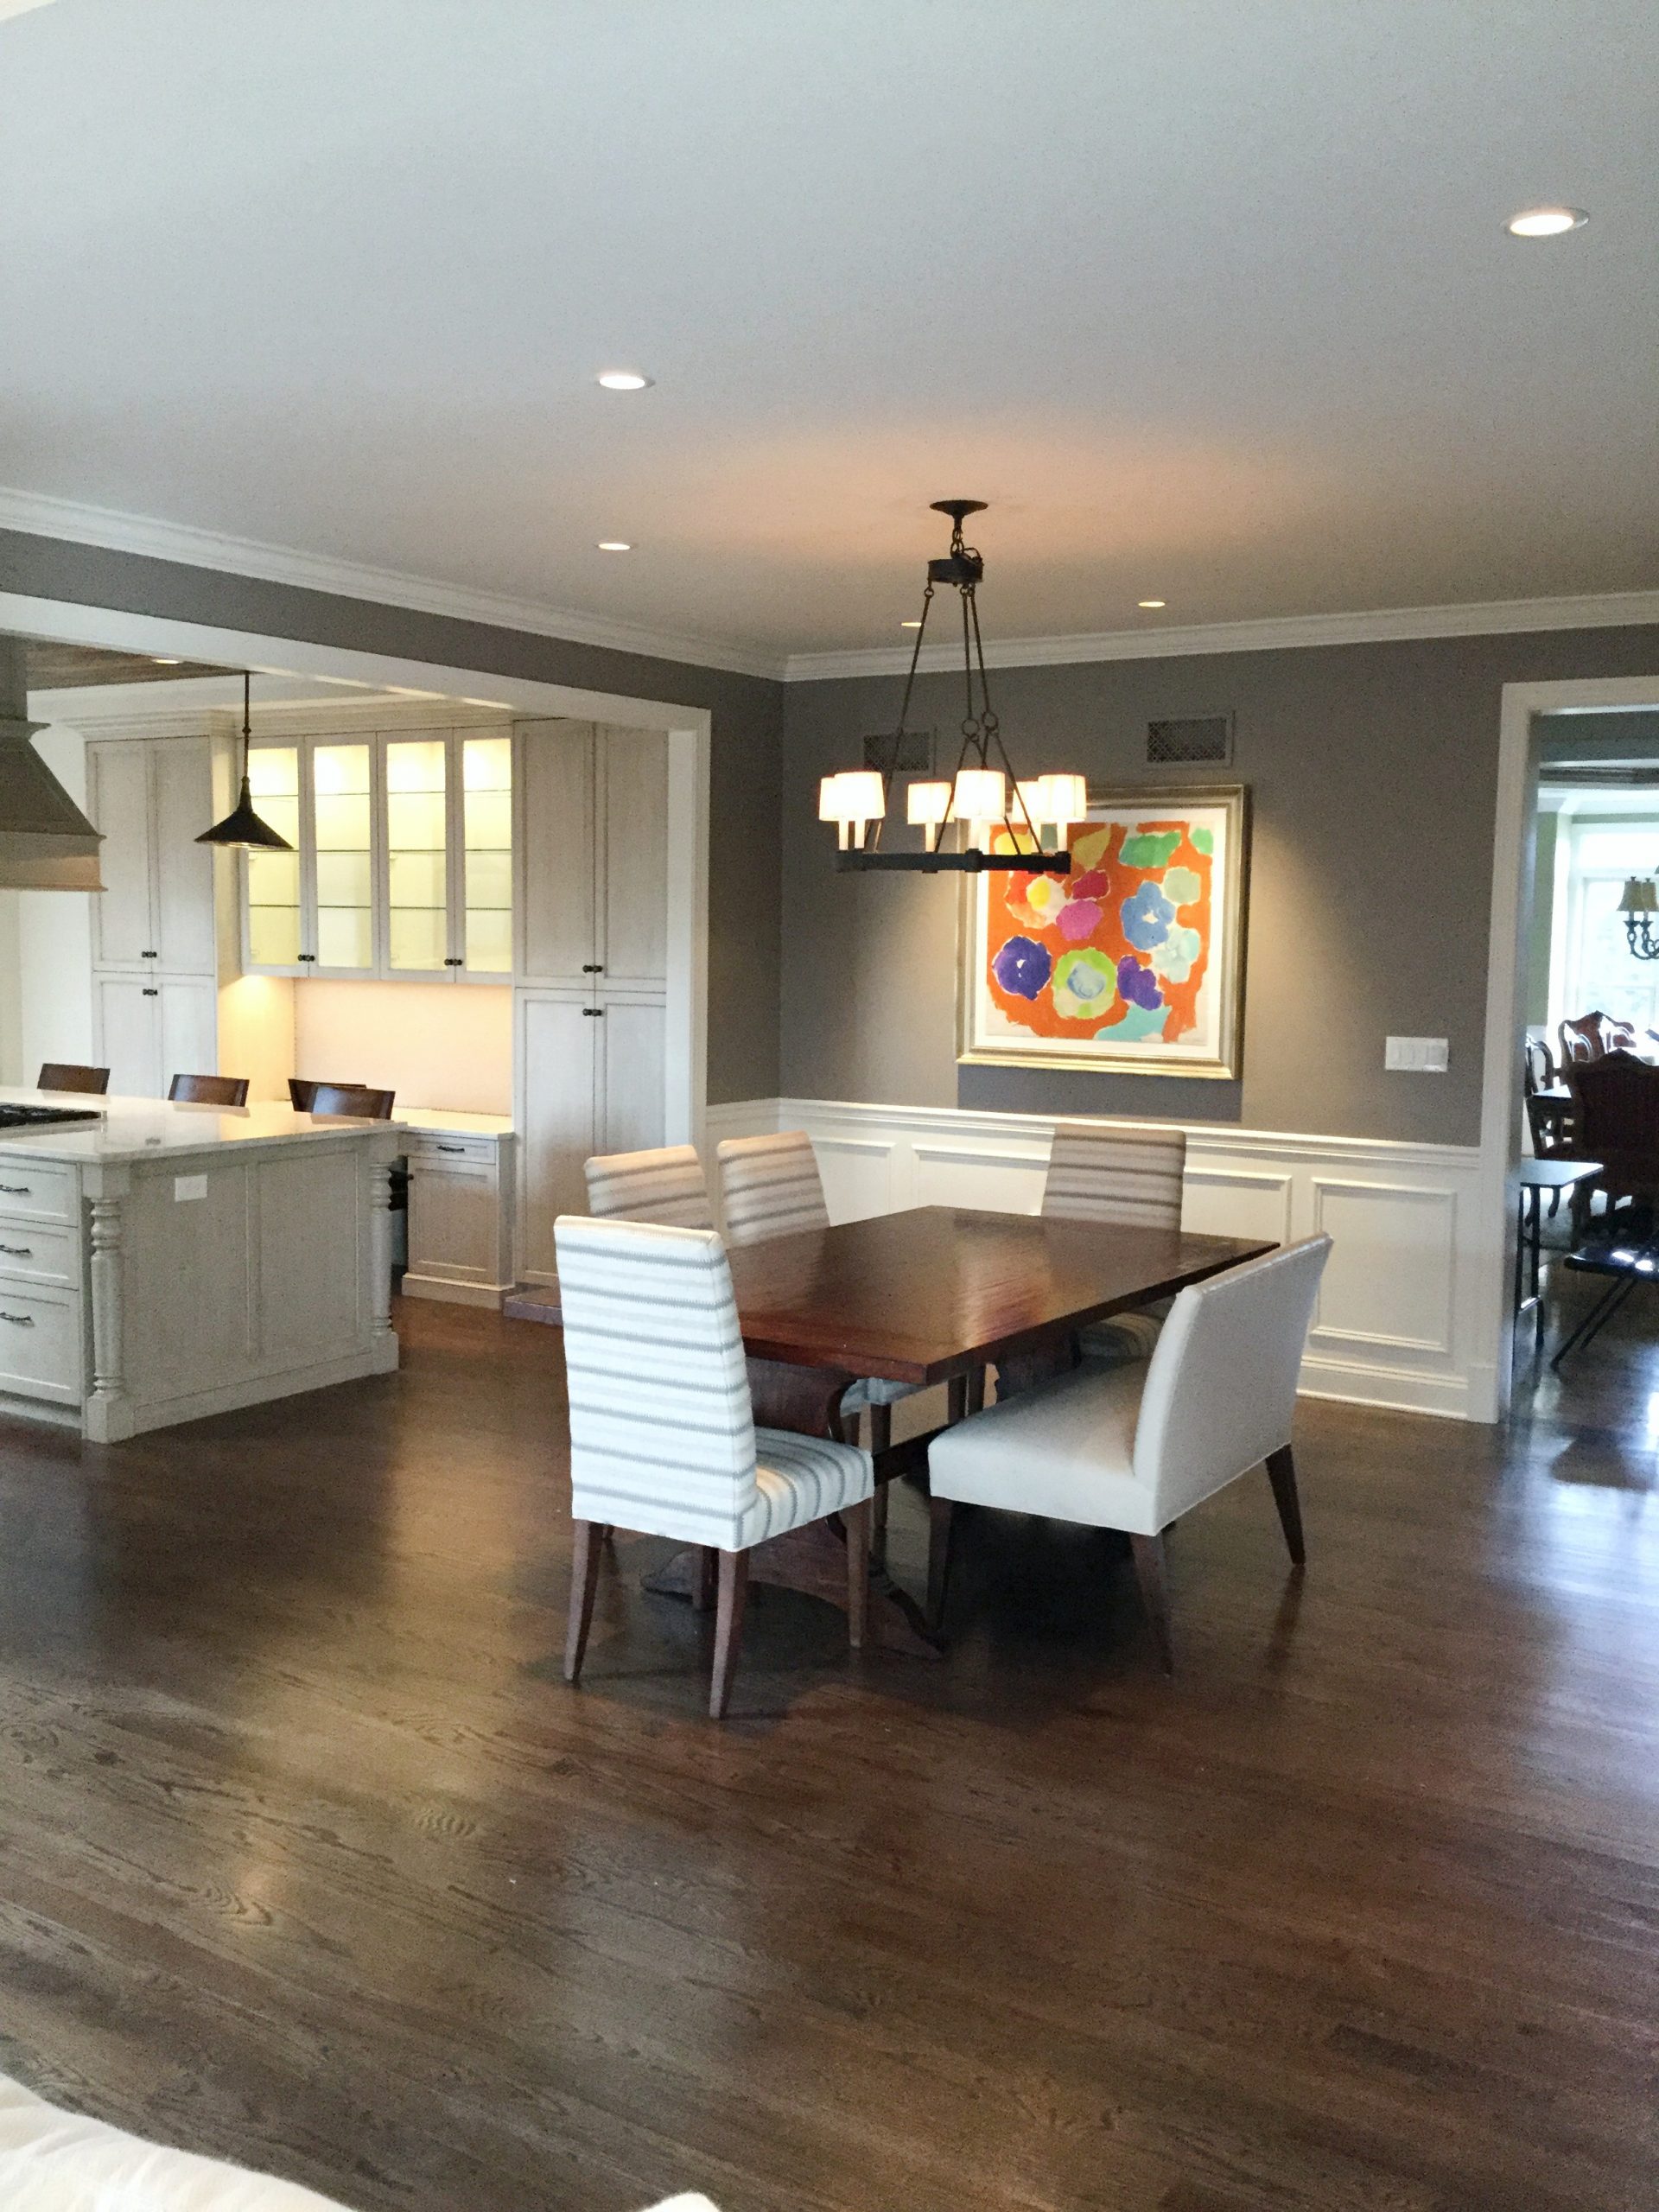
[926,1496,956,1633]
[1128,1531,1174,1675]
[693,1545,718,1612]
[709,1549,751,1719]
[844,1497,872,1649]
[564,1520,607,1684]
[1265,1444,1306,1567]
[868,1402,892,1572]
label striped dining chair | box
[585,1143,715,1229]
[715,1130,919,1560]
[556,1213,875,1718]
[1042,1121,1188,1362]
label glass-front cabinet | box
[241,726,512,982]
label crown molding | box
[0,486,785,683]
[783,588,1659,681]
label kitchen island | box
[0,1090,402,1440]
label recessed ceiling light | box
[900,620,922,629]
[1505,206,1587,238]
[597,540,632,552]
[153,655,181,664]
[596,370,652,391]
[1137,599,1166,610]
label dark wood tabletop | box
[509,1205,1274,1387]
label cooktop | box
[0,1103,103,1130]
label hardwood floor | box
[0,1291,1655,2211]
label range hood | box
[0,643,103,891]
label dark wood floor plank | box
[0,1288,1656,2209]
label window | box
[1556,817,1659,1035]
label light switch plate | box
[1385,1036,1449,1073]
[173,1173,208,1202]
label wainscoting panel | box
[704,1096,1493,1421]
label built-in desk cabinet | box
[243,727,513,983]
[86,736,219,1097]
[402,1125,518,1307]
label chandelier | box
[1619,876,1659,960]
[821,500,1082,874]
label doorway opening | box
[1484,678,1659,1426]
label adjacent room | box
[0,4,1654,2210]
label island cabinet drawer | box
[0,1285,82,1403]
[0,1218,79,1288]
[0,1162,75,1224]
[404,1133,500,1172]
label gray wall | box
[0,529,784,1104]
[781,626,1659,1148]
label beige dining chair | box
[585,1143,715,1229]
[556,1212,874,1717]
[1042,1120,1187,1362]
[926,1236,1332,1669]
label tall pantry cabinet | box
[86,736,219,1097]
[514,719,670,1281]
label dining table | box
[507,1204,1275,1649]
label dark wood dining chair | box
[37,1063,110,1094]
[1567,1049,1659,1236]
[304,1081,396,1120]
[1559,1011,1638,1069]
[168,1072,250,1107]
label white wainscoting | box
[703,1096,1493,1422]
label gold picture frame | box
[957,781,1250,1078]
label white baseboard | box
[705,1095,1492,1423]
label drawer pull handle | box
[0,1312,35,1327]
[141,950,158,959]
[0,1244,34,1257]
[582,963,603,974]
[0,1184,31,1196]
[143,987,159,997]
[435,1143,465,1154]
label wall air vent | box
[1147,714,1233,766]
[864,728,933,773]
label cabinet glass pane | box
[462,735,512,975]
[245,747,301,966]
[385,740,448,971]
[311,742,373,972]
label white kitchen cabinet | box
[93,976,218,1100]
[516,720,668,988]
[515,988,665,1282]
[242,726,512,984]
[513,721,670,1278]
[401,1127,518,1307]
[86,736,217,974]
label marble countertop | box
[0,1090,407,1166]
[397,1106,515,1137]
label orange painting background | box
[985,817,1213,1042]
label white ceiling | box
[3,0,1656,668]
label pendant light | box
[196,672,294,851]
[820,500,1081,875]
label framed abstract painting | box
[957,782,1249,1078]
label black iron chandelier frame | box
[838,499,1071,876]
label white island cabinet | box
[0,1091,402,1441]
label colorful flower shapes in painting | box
[1121,880,1175,950]
[1052,946,1116,1020]
[990,934,1053,1001]
[1116,955,1164,1011]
